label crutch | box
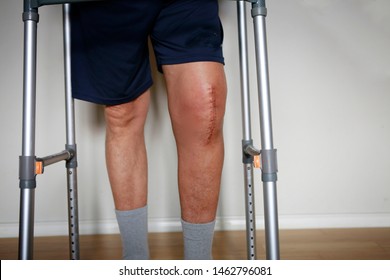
[18,0,98,260]
[235,0,280,260]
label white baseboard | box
[1,213,389,238]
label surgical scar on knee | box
[206,87,217,145]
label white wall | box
[1,0,389,238]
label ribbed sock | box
[115,205,149,260]
[181,219,216,260]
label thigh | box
[71,0,163,105]
[151,0,224,72]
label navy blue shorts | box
[70,0,224,105]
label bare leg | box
[104,91,150,211]
[104,91,150,259]
[163,62,227,224]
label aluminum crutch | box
[18,0,97,260]
[236,0,280,260]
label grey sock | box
[115,205,149,260]
[181,219,216,260]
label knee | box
[105,93,150,136]
[172,82,227,145]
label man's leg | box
[104,91,150,259]
[163,62,227,259]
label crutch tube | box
[19,7,39,260]
[237,0,258,260]
[63,3,80,260]
[18,189,35,259]
[252,0,280,260]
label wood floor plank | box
[1,228,389,260]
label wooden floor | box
[1,228,390,260]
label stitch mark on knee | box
[206,86,217,145]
